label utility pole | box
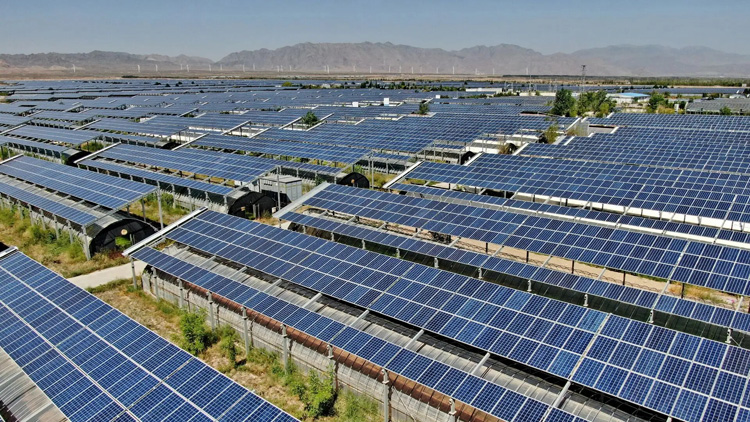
[452,66,455,75]
[72,64,76,74]
[186,64,189,73]
[155,64,158,72]
[253,63,255,71]
[242,64,245,72]
[137,64,141,73]
[209,64,212,72]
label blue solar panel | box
[0,249,297,422]
[0,155,155,210]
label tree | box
[542,124,559,144]
[550,89,577,117]
[301,111,319,127]
[281,81,294,87]
[179,310,212,355]
[647,91,668,113]
[720,106,733,115]
[577,90,615,117]
[417,102,430,115]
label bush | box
[303,368,337,418]
[179,309,212,355]
[216,325,240,366]
[115,236,132,250]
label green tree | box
[647,91,668,113]
[720,106,733,115]
[542,124,559,144]
[417,102,430,115]
[550,89,577,117]
[301,111,319,127]
[281,81,294,87]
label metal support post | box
[449,398,458,422]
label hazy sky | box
[2,0,748,60]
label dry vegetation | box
[0,206,127,277]
[94,280,380,422]
[125,192,191,227]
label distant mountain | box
[0,50,212,72]
[217,42,750,77]
[2,43,750,77]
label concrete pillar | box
[434,257,439,268]
[178,279,185,309]
[362,239,366,249]
[242,308,250,354]
[527,279,532,292]
[478,268,483,279]
[449,398,458,422]
[130,257,137,289]
[327,344,338,391]
[208,291,216,330]
[141,199,146,221]
[583,294,589,308]
[382,369,391,422]
[395,248,400,259]
[156,190,164,230]
[331,232,335,242]
[282,324,290,369]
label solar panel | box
[193,134,370,165]
[301,184,750,297]
[150,209,750,422]
[0,177,98,226]
[0,155,156,211]
[77,158,235,196]
[282,211,749,335]
[130,241,586,422]
[0,249,298,422]
[5,125,101,146]
[94,143,277,184]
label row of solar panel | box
[0,250,297,422]
[304,185,750,296]
[281,211,750,334]
[159,210,750,422]
[131,241,586,422]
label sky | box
[2,0,749,61]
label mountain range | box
[2,43,749,77]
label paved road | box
[69,261,146,289]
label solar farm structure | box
[0,246,298,422]
[0,155,159,259]
[77,143,289,217]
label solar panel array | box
[95,143,277,184]
[132,211,590,422]
[0,155,155,210]
[281,211,750,335]
[302,185,750,296]
[6,125,101,146]
[193,134,371,165]
[406,155,750,225]
[521,142,750,174]
[587,113,750,132]
[0,249,298,422]
[144,210,750,422]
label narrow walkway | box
[68,261,146,289]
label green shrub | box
[303,368,337,418]
[217,325,240,365]
[179,309,212,355]
[115,236,132,250]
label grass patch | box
[86,278,130,294]
[127,192,190,226]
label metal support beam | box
[471,352,491,376]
